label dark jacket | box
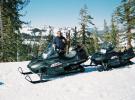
[53,36,66,50]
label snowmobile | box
[90,43,135,71]
[18,44,88,83]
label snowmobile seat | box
[121,47,135,60]
[65,50,77,59]
[105,50,118,59]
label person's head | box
[56,31,62,37]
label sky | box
[21,0,121,30]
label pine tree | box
[103,19,111,42]
[72,27,77,46]
[93,27,100,52]
[110,15,119,47]
[0,0,29,62]
[115,0,135,48]
[79,4,94,44]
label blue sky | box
[21,0,121,29]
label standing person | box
[53,31,67,57]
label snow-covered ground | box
[0,58,135,100]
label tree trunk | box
[127,27,132,48]
[82,24,85,44]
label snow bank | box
[0,58,135,100]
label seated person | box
[75,44,88,60]
[53,31,67,57]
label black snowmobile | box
[18,44,88,83]
[90,43,135,71]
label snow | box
[0,58,135,100]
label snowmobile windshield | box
[42,44,58,59]
[101,42,114,51]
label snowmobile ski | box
[25,74,50,84]
[18,67,33,75]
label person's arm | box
[52,37,56,50]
